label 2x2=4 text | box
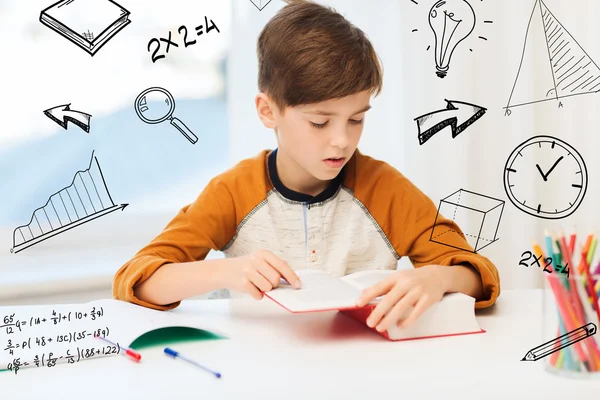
[148,16,220,63]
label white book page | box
[341,269,397,303]
[267,270,362,312]
[0,299,227,373]
[341,269,397,291]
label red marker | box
[93,333,141,362]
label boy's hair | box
[257,0,383,112]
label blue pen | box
[164,347,222,378]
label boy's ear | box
[255,93,277,129]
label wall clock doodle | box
[503,135,588,219]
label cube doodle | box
[430,189,504,253]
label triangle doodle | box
[505,0,600,110]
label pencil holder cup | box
[541,272,600,379]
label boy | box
[113,0,500,333]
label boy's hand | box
[221,249,301,300]
[355,266,446,332]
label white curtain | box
[228,0,600,290]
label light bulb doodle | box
[410,0,491,79]
[429,0,476,78]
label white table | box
[1,289,598,399]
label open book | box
[264,269,485,341]
[0,299,227,374]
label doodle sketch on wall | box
[414,99,486,145]
[504,0,600,114]
[146,16,220,63]
[429,189,504,253]
[503,135,588,220]
[410,0,493,79]
[521,323,597,362]
[250,0,273,11]
[43,104,92,134]
[39,0,131,57]
[11,151,128,254]
[134,87,199,145]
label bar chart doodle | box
[11,151,128,254]
[504,0,600,114]
[43,104,92,133]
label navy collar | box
[268,148,346,205]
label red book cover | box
[340,305,485,342]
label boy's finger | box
[356,277,394,307]
[256,261,282,287]
[398,297,431,328]
[244,281,264,300]
[365,285,405,328]
[260,250,301,288]
[376,291,419,332]
[248,269,275,292]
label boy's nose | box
[330,129,349,149]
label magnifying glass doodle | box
[134,87,198,144]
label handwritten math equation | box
[519,251,571,277]
[1,306,104,334]
[1,305,116,375]
[6,343,121,375]
[148,16,220,63]
[4,327,109,355]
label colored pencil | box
[538,230,600,372]
[558,230,573,273]
[533,243,563,366]
[565,233,600,369]
[580,236,600,325]
[553,236,587,369]
[569,227,577,255]
[544,230,555,270]
[553,235,596,370]
[578,235,594,274]
[533,242,563,367]
[570,233,600,370]
[546,275,590,371]
[587,237,597,266]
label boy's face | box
[257,90,371,193]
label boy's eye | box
[310,119,364,129]
[310,121,329,129]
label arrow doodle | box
[43,104,92,133]
[415,100,487,145]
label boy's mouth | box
[323,157,346,168]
